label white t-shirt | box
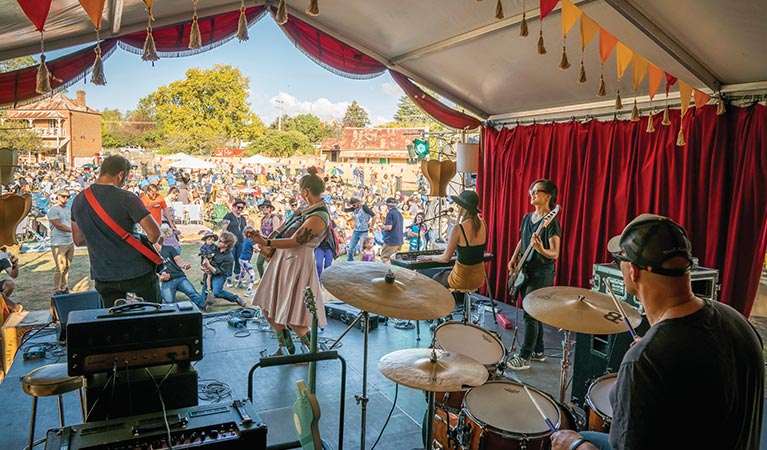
[47,204,73,246]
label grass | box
[6,244,249,313]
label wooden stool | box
[22,363,83,450]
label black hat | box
[450,190,481,214]
[348,197,361,206]
[385,197,398,206]
[201,232,218,241]
[259,199,274,210]
[232,198,246,207]
[607,213,693,277]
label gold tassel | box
[676,126,686,146]
[578,60,587,83]
[276,0,288,25]
[36,54,51,94]
[559,46,571,70]
[189,16,202,49]
[630,99,639,121]
[306,0,319,16]
[537,29,546,55]
[495,0,504,19]
[520,12,529,37]
[716,96,726,115]
[91,46,106,85]
[597,72,606,97]
[142,30,159,62]
[237,8,249,41]
[646,113,655,133]
[661,104,671,126]
[615,89,623,110]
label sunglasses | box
[59,194,70,198]
[612,253,633,265]
[235,205,245,210]
[529,189,548,196]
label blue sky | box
[70,18,404,125]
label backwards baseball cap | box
[607,213,693,277]
[385,197,397,206]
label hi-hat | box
[378,348,488,392]
[523,287,642,334]
[321,261,454,320]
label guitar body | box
[257,230,279,261]
[293,380,322,450]
[507,205,561,299]
[257,217,304,261]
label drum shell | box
[434,321,506,369]
[585,373,617,432]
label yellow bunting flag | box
[694,89,711,108]
[561,0,581,36]
[631,54,648,91]
[580,14,599,50]
[615,42,633,79]
[598,28,617,64]
[679,80,693,118]
[78,0,106,29]
[648,64,664,100]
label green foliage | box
[285,114,332,143]
[342,101,370,128]
[0,56,36,72]
[246,129,314,158]
[100,108,161,149]
[0,117,42,154]
[137,65,265,154]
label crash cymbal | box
[378,348,489,392]
[321,261,455,320]
[523,287,642,334]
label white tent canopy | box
[242,154,276,165]
[168,156,215,170]
[166,152,191,160]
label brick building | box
[319,128,424,164]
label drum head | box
[434,322,505,366]
[587,373,618,419]
[463,381,560,436]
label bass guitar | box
[508,205,561,298]
[291,287,324,450]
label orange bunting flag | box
[615,42,633,79]
[580,14,599,50]
[561,0,581,36]
[599,28,618,64]
[631,54,648,91]
[539,0,558,19]
[648,64,664,100]
[694,89,711,108]
[78,0,106,29]
[679,80,693,118]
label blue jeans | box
[201,275,239,303]
[346,230,367,261]
[161,276,205,309]
[580,432,612,450]
[315,247,333,278]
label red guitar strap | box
[83,187,163,265]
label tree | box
[0,56,36,72]
[269,114,292,131]
[393,95,431,127]
[246,130,314,157]
[342,101,370,128]
[285,114,332,143]
[137,65,265,154]
[0,116,42,156]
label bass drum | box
[586,373,617,432]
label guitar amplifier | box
[67,302,203,376]
[570,262,719,407]
[325,301,379,330]
[44,399,267,450]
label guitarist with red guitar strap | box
[506,179,561,371]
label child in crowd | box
[201,231,247,310]
[361,237,376,262]
[238,227,257,296]
[161,223,182,251]
[199,232,218,298]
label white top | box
[47,204,73,246]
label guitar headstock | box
[542,205,561,227]
[303,287,317,316]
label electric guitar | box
[292,287,322,450]
[508,205,561,298]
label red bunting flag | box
[664,73,678,95]
[16,0,52,31]
[540,0,558,19]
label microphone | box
[417,208,454,225]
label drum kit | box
[321,261,640,450]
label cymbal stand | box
[413,341,440,450]
[558,329,573,403]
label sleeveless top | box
[455,223,486,265]
[448,221,487,291]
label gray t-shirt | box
[47,203,73,246]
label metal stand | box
[559,329,572,403]
[412,345,439,450]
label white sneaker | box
[507,355,531,371]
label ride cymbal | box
[523,286,642,334]
[321,261,454,320]
[378,348,489,392]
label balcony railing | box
[31,128,67,137]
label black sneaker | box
[530,352,547,362]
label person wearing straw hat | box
[551,214,763,450]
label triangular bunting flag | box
[599,28,618,64]
[631,54,648,91]
[540,0,558,19]
[78,0,106,29]
[694,89,711,108]
[580,13,599,50]
[561,0,581,36]
[17,0,52,31]
[615,42,633,79]
[665,73,678,95]
[679,80,693,117]
[648,65,664,100]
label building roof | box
[12,92,95,113]
[320,128,424,153]
[4,110,66,119]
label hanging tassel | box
[495,0,504,19]
[578,60,587,83]
[142,30,159,62]
[36,54,51,94]
[559,46,571,70]
[646,113,656,133]
[306,0,319,16]
[91,45,106,85]
[615,89,623,110]
[276,0,288,25]
[189,16,202,49]
[597,72,606,97]
[630,99,639,121]
[537,29,546,55]
[236,8,249,41]
[716,96,726,115]
[520,12,529,37]
[676,126,686,146]
[661,104,671,126]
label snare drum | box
[585,373,618,432]
[460,380,566,449]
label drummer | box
[417,190,487,295]
[551,214,763,450]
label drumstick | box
[605,283,638,339]
[523,386,557,433]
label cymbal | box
[523,287,643,334]
[378,348,489,392]
[320,261,455,320]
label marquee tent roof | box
[1,0,765,119]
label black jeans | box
[519,267,555,359]
[95,270,161,308]
[231,241,243,275]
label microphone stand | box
[415,212,451,251]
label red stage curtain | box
[0,40,117,107]
[117,6,265,56]
[478,104,767,316]
[279,15,386,78]
[389,70,481,130]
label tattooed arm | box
[251,215,327,250]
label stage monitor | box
[52,290,103,342]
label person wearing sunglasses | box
[221,199,247,287]
[47,188,74,295]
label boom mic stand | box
[415,209,453,251]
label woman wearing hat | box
[417,190,487,292]
[253,199,283,283]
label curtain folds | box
[479,105,767,316]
